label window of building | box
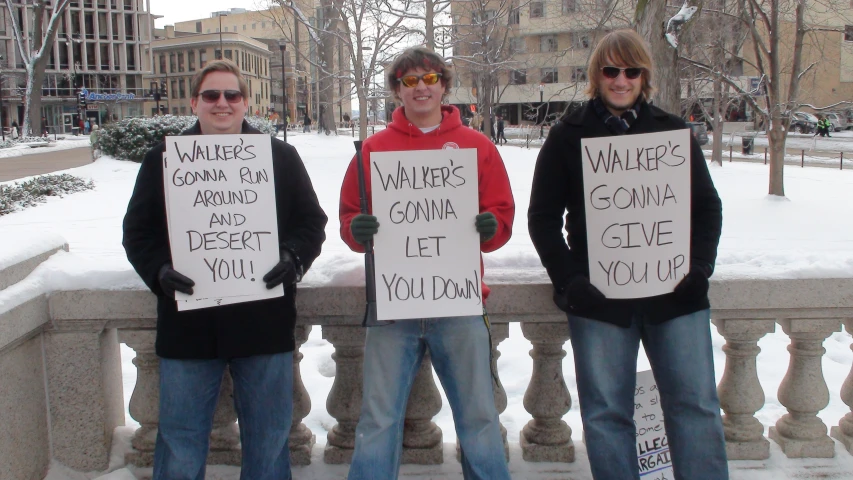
[571,67,587,82]
[188,51,195,71]
[225,49,233,60]
[173,107,178,115]
[509,37,525,53]
[541,67,558,84]
[215,49,222,60]
[159,54,166,74]
[181,106,187,115]
[509,69,527,85]
[179,79,186,98]
[571,32,590,49]
[562,0,577,14]
[199,50,207,68]
[169,53,176,73]
[243,24,246,31]
[540,35,558,52]
[195,21,202,33]
[530,2,544,18]
[262,21,266,28]
[508,6,519,25]
[846,25,853,41]
[171,80,178,99]
[472,9,496,23]
[177,52,184,72]
[252,23,256,29]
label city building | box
[170,5,351,124]
[143,28,273,118]
[0,0,154,134]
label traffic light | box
[78,91,87,108]
[159,104,167,114]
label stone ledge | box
[0,295,49,353]
[0,243,67,291]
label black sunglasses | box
[601,66,643,80]
[198,89,244,103]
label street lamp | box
[539,83,544,139]
[218,13,228,59]
[278,38,289,142]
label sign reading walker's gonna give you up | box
[163,134,282,311]
[581,130,691,299]
[370,149,481,321]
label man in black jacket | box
[528,30,727,480]
[122,60,327,480]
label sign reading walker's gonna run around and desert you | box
[370,148,481,321]
[163,134,282,311]
[581,130,691,299]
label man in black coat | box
[122,59,327,480]
[528,30,727,480]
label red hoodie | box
[339,105,515,301]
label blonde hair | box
[190,59,249,99]
[586,29,656,101]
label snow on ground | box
[0,134,93,158]
[1,129,851,479]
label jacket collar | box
[181,119,262,136]
[564,100,669,132]
[388,105,462,137]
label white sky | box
[148,0,261,28]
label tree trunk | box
[358,94,369,140]
[318,0,336,134]
[710,40,723,166]
[767,115,786,197]
[636,1,680,115]
[424,0,435,50]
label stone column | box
[520,322,574,462]
[323,325,365,464]
[44,322,124,471]
[120,330,159,467]
[290,325,315,465]
[769,318,841,458]
[402,351,443,465]
[831,319,853,454]
[207,368,241,465]
[712,318,775,460]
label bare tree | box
[264,0,414,139]
[5,0,71,136]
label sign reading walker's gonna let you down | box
[370,149,481,321]
[634,370,673,479]
[163,134,282,311]
[581,130,691,299]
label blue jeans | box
[154,352,294,480]
[347,316,510,480]
[568,309,728,480]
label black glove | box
[475,212,498,242]
[158,264,195,298]
[673,267,711,302]
[350,214,379,245]
[554,275,607,312]
[262,249,302,290]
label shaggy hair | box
[387,47,453,101]
[585,29,656,101]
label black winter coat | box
[527,101,722,327]
[122,120,327,358]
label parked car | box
[686,121,709,145]
[824,112,848,131]
[789,112,817,134]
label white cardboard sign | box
[634,370,673,479]
[370,149,481,321]
[163,134,282,311]
[581,130,691,299]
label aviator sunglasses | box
[198,89,244,103]
[601,66,643,80]
[397,72,443,88]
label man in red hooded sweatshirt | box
[339,47,514,480]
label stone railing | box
[1,247,853,478]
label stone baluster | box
[769,318,841,458]
[520,322,574,462]
[712,318,775,460]
[402,351,443,464]
[290,325,315,465]
[323,325,365,464]
[120,329,159,467]
[207,368,241,465]
[831,319,853,454]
